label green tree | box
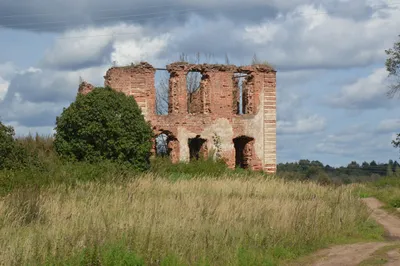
[54,87,153,171]
[393,135,400,159]
[386,37,400,157]
[385,35,400,97]
[361,161,369,169]
[348,161,360,169]
[0,121,28,170]
[0,121,16,169]
[311,160,324,168]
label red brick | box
[78,62,277,173]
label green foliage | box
[0,121,16,169]
[54,87,153,171]
[278,159,396,184]
[385,35,400,98]
[316,171,332,186]
[358,176,400,211]
[0,121,30,170]
[0,160,135,196]
[0,135,387,265]
[385,35,400,78]
[46,242,145,266]
[15,134,58,171]
[150,156,230,180]
[389,198,400,208]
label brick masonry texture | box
[78,62,277,173]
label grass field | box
[0,135,388,265]
[0,174,383,265]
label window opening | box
[188,136,207,160]
[155,70,170,115]
[233,136,254,169]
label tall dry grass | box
[0,175,382,265]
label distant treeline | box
[277,159,400,183]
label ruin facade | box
[79,61,277,173]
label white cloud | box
[25,1,399,73]
[315,142,355,156]
[0,0,383,34]
[3,100,63,127]
[277,93,302,121]
[17,67,42,75]
[278,114,326,134]
[0,77,9,101]
[37,1,400,73]
[314,125,397,160]
[377,119,400,133]
[329,68,393,109]
[0,64,109,129]
[41,24,170,70]
[0,62,17,79]
[111,34,170,66]
[0,62,18,101]
[41,27,115,70]
[242,3,400,69]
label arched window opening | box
[188,136,208,160]
[233,136,254,169]
[155,131,180,163]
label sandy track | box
[309,242,388,266]
[385,249,400,266]
[362,198,400,239]
[305,198,400,266]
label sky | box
[0,0,400,167]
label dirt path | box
[385,249,400,266]
[362,198,400,240]
[304,198,400,266]
[309,242,388,266]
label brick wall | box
[78,62,277,173]
[78,81,95,95]
[104,62,156,120]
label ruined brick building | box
[78,61,277,173]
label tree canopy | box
[54,87,153,171]
[0,121,17,169]
[385,35,400,97]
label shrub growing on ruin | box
[54,87,153,171]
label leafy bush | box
[389,198,400,208]
[0,121,15,169]
[54,87,153,171]
[0,121,28,170]
[316,171,332,186]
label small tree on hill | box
[54,87,153,171]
